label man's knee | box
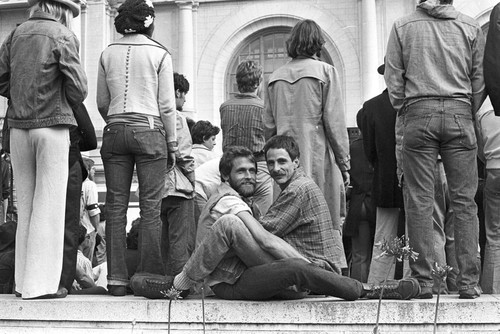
[212,214,248,235]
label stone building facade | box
[0,0,497,205]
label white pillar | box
[361,0,379,101]
[175,1,195,113]
[191,1,199,119]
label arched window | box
[225,28,333,100]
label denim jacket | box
[385,3,485,114]
[0,12,87,129]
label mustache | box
[271,172,286,177]
[241,180,256,185]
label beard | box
[229,179,256,198]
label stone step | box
[1,294,499,333]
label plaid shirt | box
[220,93,265,154]
[260,168,347,272]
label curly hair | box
[174,72,190,94]
[286,19,325,58]
[191,120,220,144]
[114,0,155,36]
[236,60,263,93]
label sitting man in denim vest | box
[132,136,420,301]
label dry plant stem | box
[202,285,206,334]
[433,289,441,334]
[374,260,395,334]
[168,299,172,334]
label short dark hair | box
[191,120,220,144]
[263,135,300,161]
[82,157,95,172]
[174,72,190,94]
[286,19,325,58]
[236,60,263,93]
[219,146,256,181]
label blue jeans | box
[101,123,167,286]
[183,214,363,300]
[161,196,195,276]
[402,99,480,292]
[432,161,458,293]
[212,258,362,301]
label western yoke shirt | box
[220,92,265,154]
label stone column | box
[175,0,195,113]
[191,1,199,117]
[361,0,379,101]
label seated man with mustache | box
[132,136,420,301]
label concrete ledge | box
[0,294,499,333]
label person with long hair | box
[264,19,349,271]
[0,0,87,299]
[97,0,177,296]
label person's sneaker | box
[415,286,433,299]
[365,278,421,300]
[130,274,177,299]
[459,286,482,299]
[108,285,127,297]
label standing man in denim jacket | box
[384,0,486,299]
[0,0,87,299]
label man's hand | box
[342,170,350,188]
[237,211,311,262]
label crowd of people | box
[0,0,499,303]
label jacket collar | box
[417,1,458,19]
[235,92,258,99]
[113,33,167,50]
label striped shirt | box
[260,168,347,273]
[220,93,265,153]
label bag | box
[174,166,194,194]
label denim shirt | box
[384,3,485,114]
[0,12,87,129]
